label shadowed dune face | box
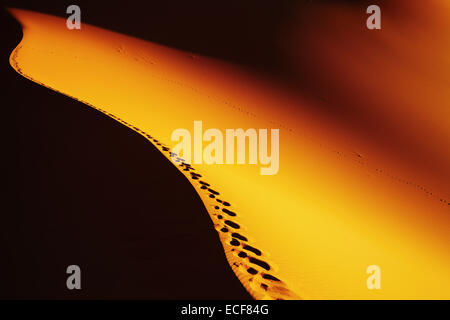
[8,7,450,299]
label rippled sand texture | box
[9,7,449,299]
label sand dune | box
[8,8,450,299]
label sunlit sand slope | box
[9,8,449,299]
